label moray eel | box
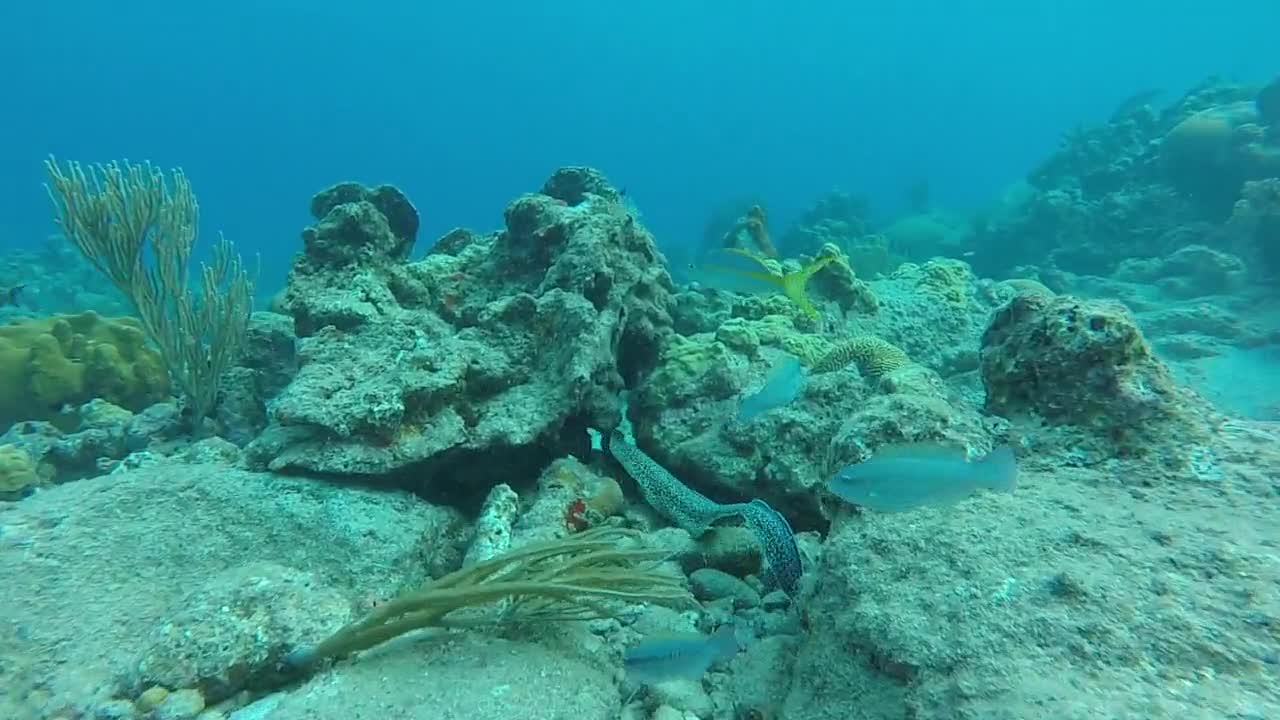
[595,428,804,596]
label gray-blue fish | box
[737,356,805,423]
[828,443,1017,512]
[623,624,740,684]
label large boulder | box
[0,462,465,719]
[980,292,1213,465]
[782,418,1280,719]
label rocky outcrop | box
[980,292,1213,464]
[248,168,675,496]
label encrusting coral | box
[0,444,42,500]
[282,526,692,670]
[0,311,170,428]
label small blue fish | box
[737,356,805,423]
[828,443,1017,512]
[623,624,740,684]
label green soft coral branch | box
[284,527,693,670]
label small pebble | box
[761,590,790,612]
[136,686,170,712]
[154,688,206,720]
[694,527,762,576]
[689,568,761,609]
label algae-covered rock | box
[808,242,880,315]
[633,340,995,529]
[282,194,409,336]
[854,260,990,374]
[1226,177,1280,276]
[630,243,1002,530]
[0,409,145,487]
[980,292,1212,463]
[512,456,625,546]
[253,169,675,493]
[309,182,419,261]
[0,443,41,499]
[1113,244,1248,298]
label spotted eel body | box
[601,429,804,595]
[606,429,743,534]
[739,499,802,596]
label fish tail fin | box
[780,255,833,319]
[710,623,742,659]
[981,445,1018,493]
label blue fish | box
[623,624,740,684]
[828,443,1017,512]
[737,356,805,423]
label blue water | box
[2,1,1276,293]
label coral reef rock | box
[1112,244,1248,299]
[981,292,1213,463]
[633,336,997,529]
[250,167,674,496]
[216,310,299,446]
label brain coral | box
[0,312,170,428]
